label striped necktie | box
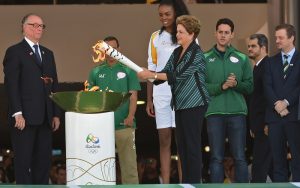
[283,54,289,79]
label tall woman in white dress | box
[146,0,189,183]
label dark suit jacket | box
[3,39,60,126]
[264,50,300,123]
[249,56,268,133]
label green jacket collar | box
[212,44,237,59]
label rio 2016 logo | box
[85,133,100,154]
[86,133,99,144]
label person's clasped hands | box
[222,73,237,90]
[274,100,289,117]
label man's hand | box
[146,100,155,117]
[222,82,230,90]
[124,115,134,127]
[264,125,269,136]
[279,108,289,117]
[250,130,255,138]
[52,117,60,131]
[274,100,288,114]
[222,74,237,90]
[15,114,26,130]
[226,74,237,88]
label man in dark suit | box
[264,23,300,182]
[248,34,272,182]
[2,13,60,184]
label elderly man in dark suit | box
[3,13,60,184]
[248,34,272,182]
[264,24,300,182]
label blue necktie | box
[283,54,289,79]
[33,44,42,64]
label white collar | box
[24,37,39,48]
[255,56,265,66]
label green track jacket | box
[204,45,253,117]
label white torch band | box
[96,40,153,82]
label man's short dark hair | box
[104,36,119,48]
[249,33,269,53]
[275,23,296,45]
[216,18,234,32]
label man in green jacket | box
[204,18,253,183]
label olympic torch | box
[92,40,153,82]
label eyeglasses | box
[27,23,46,29]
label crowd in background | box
[0,150,66,185]
[0,150,293,184]
[0,150,181,185]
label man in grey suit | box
[3,13,60,184]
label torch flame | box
[92,40,106,63]
[89,86,100,91]
[83,80,100,91]
[84,80,89,91]
[91,40,154,82]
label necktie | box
[33,44,42,64]
[283,54,289,79]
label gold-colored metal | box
[50,91,131,113]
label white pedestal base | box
[65,112,116,185]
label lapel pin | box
[290,64,294,67]
[42,51,45,54]
[29,52,33,55]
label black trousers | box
[268,120,300,182]
[251,130,273,182]
[11,122,52,184]
[175,105,207,183]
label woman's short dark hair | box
[176,15,201,40]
